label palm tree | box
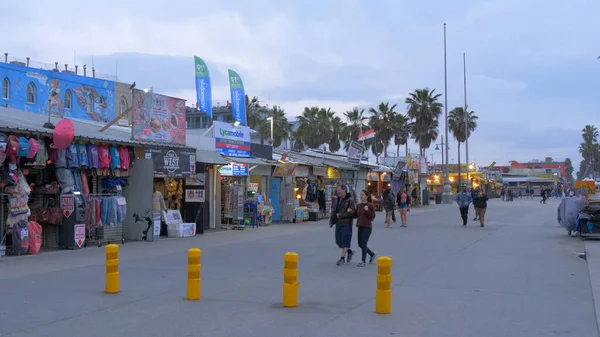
[245,95,267,129]
[295,106,336,150]
[447,106,478,187]
[579,125,600,178]
[393,114,410,157]
[368,102,398,159]
[405,88,443,156]
[329,116,346,152]
[341,107,367,151]
[259,105,291,148]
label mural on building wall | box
[0,63,114,122]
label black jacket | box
[330,194,356,226]
[473,194,488,208]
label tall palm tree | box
[368,102,398,159]
[329,116,346,152]
[245,95,267,129]
[579,125,600,178]
[258,105,291,148]
[393,114,410,157]
[295,106,336,150]
[447,106,478,187]
[405,88,443,156]
[342,107,367,151]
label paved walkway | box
[0,198,596,337]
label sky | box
[1,0,599,172]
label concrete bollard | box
[283,252,300,307]
[105,244,120,294]
[186,248,202,300]
[376,256,392,314]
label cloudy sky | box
[1,0,598,171]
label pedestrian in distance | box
[471,188,479,221]
[329,183,356,266]
[457,187,473,226]
[355,190,377,267]
[540,189,547,204]
[473,189,489,227]
[382,188,395,228]
[397,187,410,227]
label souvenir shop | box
[0,130,132,256]
[147,147,197,236]
[218,162,249,226]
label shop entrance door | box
[270,177,281,221]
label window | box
[64,90,72,109]
[27,82,36,104]
[120,97,128,114]
[2,77,9,100]
[86,95,93,114]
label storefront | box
[218,161,249,225]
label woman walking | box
[473,189,489,227]
[397,187,410,227]
[382,188,394,228]
[355,190,376,267]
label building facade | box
[186,105,234,129]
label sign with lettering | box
[74,224,85,248]
[61,195,74,218]
[214,121,251,157]
[146,148,196,178]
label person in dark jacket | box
[355,190,377,267]
[471,188,479,221]
[473,189,488,227]
[330,183,357,266]
[540,189,547,204]
[382,188,394,228]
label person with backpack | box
[397,187,411,227]
[355,190,377,267]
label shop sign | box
[347,141,364,164]
[218,163,248,176]
[74,224,85,248]
[293,165,309,177]
[146,148,196,178]
[214,121,251,157]
[186,189,205,202]
[312,165,327,177]
[327,167,340,179]
[152,212,161,237]
[61,195,74,218]
[248,183,259,193]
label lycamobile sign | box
[213,121,251,157]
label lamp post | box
[463,52,470,187]
[266,117,274,145]
[441,23,453,204]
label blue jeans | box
[335,224,352,249]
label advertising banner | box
[218,163,249,176]
[194,56,212,118]
[146,148,196,178]
[133,90,187,145]
[347,141,364,164]
[228,69,247,126]
[214,121,251,157]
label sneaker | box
[481,223,484,227]
[357,262,366,267]
[472,217,478,221]
[369,252,377,264]
[336,258,345,266]
[347,250,354,263]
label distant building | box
[492,160,566,179]
[185,104,234,129]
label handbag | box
[37,182,60,195]
[30,198,63,225]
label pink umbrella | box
[53,119,75,150]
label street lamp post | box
[266,117,274,145]
[463,52,470,187]
[442,23,453,204]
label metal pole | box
[441,23,452,204]
[270,117,274,145]
[463,52,470,187]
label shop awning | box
[224,156,273,166]
[0,107,194,149]
[196,150,227,165]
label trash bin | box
[435,193,442,204]
[422,190,430,206]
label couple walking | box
[457,187,488,227]
[329,184,376,267]
[383,188,410,228]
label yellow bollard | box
[282,252,300,307]
[186,248,202,300]
[375,256,392,314]
[105,244,120,294]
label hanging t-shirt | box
[109,146,121,171]
[118,146,130,171]
[55,149,67,168]
[66,143,80,168]
[27,138,40,159]
[35,139,48,167]
[98,145,111,169]
[77,143,89,167]
[86,143,99,169]
[47,144,57,165]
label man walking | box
[457,187,473,226]
[329,184,356,266]
[540,188,547,204]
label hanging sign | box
[61,195,74,218]
[186,189,205,202]
[74,224,85,248]
[146,148,196,178]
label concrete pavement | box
[0,197,597,337]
